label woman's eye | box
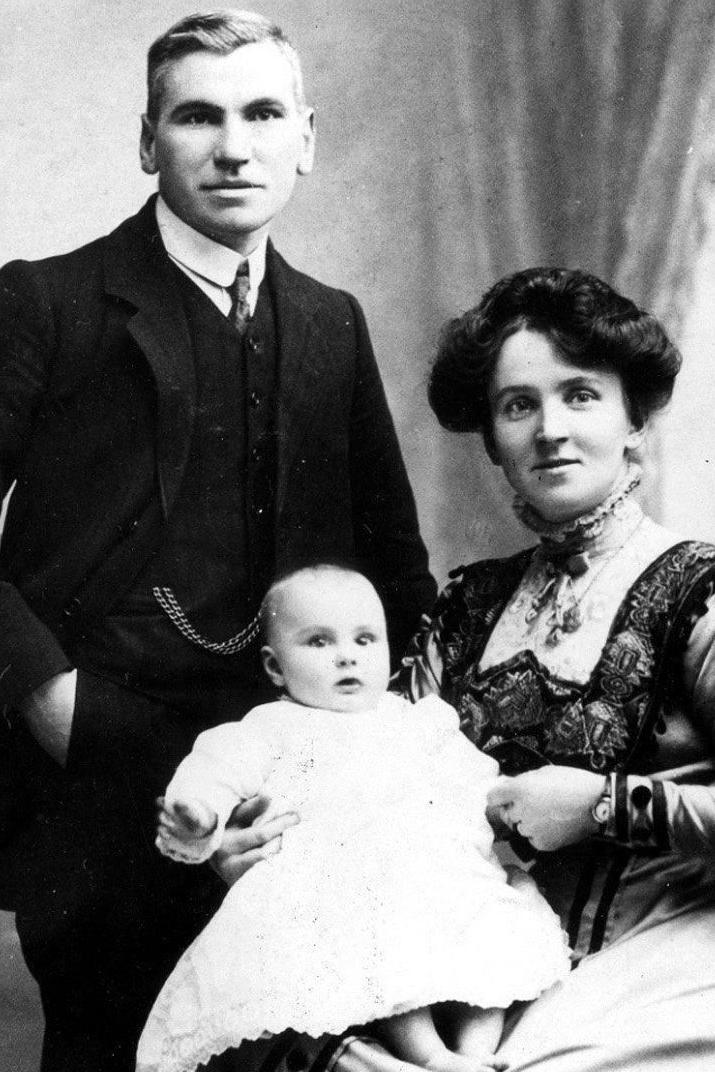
[502,396,534,418]
[569,389,597,406]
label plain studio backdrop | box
[1,2,714,1068]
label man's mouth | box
[203,181,260,191]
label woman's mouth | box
[532,459,578,470]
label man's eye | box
[251,107,283,122]
[179,112,212,126]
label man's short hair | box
[146,9,306,120]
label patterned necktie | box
[228,261,251,335]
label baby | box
[137,565,569,1072]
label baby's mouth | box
[336,677,361,689]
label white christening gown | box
[136,694,569,1072]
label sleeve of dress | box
[392,576,464,700]
[163,715,277,863]
[661,587,715,855]
[602,587,715,857]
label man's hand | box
[487,765,605,852]
[18,669,77,766]
[210,794,299,886]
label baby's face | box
[262,572,391,712]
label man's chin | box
[202,215,268,251]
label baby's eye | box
[356,632,377,645]
[307,635,329,648]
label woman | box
[394,266,715,1071]
[202,266,715,1072]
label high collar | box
[155,195,267,312]
[514,462,643,561]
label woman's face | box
[488,328,643,522]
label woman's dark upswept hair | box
[428,267,681,448]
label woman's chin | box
[525,493,602,524]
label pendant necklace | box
[527,515,645,645]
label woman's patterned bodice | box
[419,541,715,777]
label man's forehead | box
[160,41,299,109]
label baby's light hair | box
[260,564,375,646]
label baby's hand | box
[155,796,219,863]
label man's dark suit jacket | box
[0,198,434,695]
[0,198,435,904]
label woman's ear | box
[261,646,285,688]
[625,421,646,453]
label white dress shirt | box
[155,195,267,317]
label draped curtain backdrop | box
[404,0,715,576]
[1,2,715,1067]
[2,1,714,584]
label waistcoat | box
[78,267,279,710]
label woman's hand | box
[487,765,605,852]
[210,794,300,886]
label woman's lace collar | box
[513,463,642,562]
[510,464,644,644]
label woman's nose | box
[535,402,569,443]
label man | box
[0,11,434,1071]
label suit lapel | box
[268,243,330,514]
[100,215,334,523]
[102,200,196,517]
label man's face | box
[140,42,315,253]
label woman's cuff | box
[598,772,670,851]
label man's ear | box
[296,109,315,176]
[139,115,159,175]
[261,646,285,688]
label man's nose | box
[213,119,252,166]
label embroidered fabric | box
[482,507,676,680]
[430,540,715,775]
[509,464,648,646]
